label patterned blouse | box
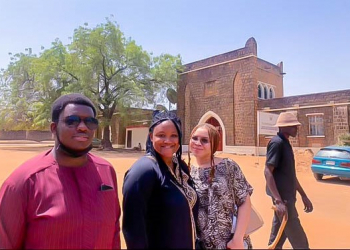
[168,160,198,249]
[191,158,253,249]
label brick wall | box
[178,37,350,151]
[179,64,236,143]
[258,89,350,109]
[234,57,257,146]
[257,90,350,147]
[179,37,283,147]
[183,37,257,72]
[333,106,349,143]
[179,40,258,146]
[256,59,284,98]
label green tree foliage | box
[0,68,12,129]
[0,18,181,149]
[0,51,38,130]
[67,20,156,149]
[30,40,73,129]
[152,54,182,110]
[338,133,350,146]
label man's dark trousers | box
[268,200,309,249]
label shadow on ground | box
[315,176,350,187]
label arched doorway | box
[206,117,223,151]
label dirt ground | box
[0,145,349,249]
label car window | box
[316,149,350,159]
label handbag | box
[225,159,264,235]
[245,204,264,234]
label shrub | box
[338,133,350,146]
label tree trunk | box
[101,124,113,150]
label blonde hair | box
[188,123,220,183]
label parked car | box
[92,138,102,148]
[311,145,350,181]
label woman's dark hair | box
[188,123,220,183]
[51,93,97,122]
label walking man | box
[0,93,121,249]
[264,112,313,249]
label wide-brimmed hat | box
[274,112,301,127]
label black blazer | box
[122,155,198,249]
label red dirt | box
[0,146,349,249]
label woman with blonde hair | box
[188,123,253,249]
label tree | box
[66,19,154,149]
[65,19,183,149]
[0,68,12,129]
[151,54,182,110]
[0,18,182,149]
[0,39,77,130]
[0,51,38,130]
[30,39,76,129]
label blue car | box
[311,145,350,181]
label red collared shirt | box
[0,149,121,249]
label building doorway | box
[126,130,132,148]
[206,117,223,151]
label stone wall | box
[0,130,53,141]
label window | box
[316,148,350,159]
[308,115,324,136]
[258,84,263,98]
[258,81,275,99]
[264,86,268,99]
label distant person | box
[122,110,198,249]
[264,112,313,249]
[188,123,253,249]
[0,93,121,249]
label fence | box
[0,130,53,141]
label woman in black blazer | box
[122,110,198,249]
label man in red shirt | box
[0,93,121,249]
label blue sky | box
[1,0,349,96]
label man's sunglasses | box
[62,115,99,130]
[191,136,210,145]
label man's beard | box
[56,131,92,158]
